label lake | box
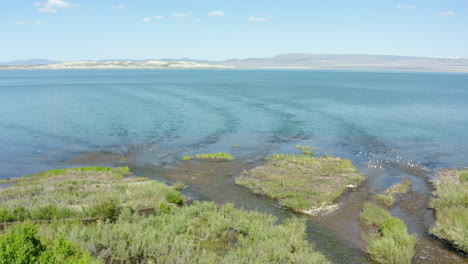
[1,69,467,180]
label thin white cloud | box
[154,16,165,20]
[439,11,455,16]
[248,16,267,22]
[396,4,415,9]
[35,0,78,13]
[192,19,201,23]
[172,13,189,18]
[113,4,126,10]
[208,11,225,16]
[143,17,152,22]
[15,21,44,25]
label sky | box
[1,0,467,61]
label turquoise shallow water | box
[0,69,467,178]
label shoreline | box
[1,147,467,263]
[2,66,468,74]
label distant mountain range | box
[0,60,233,70]
[0,59,61,66]
[2,54,468,72]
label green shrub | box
[0,223,99,264]
[87,198,121,219]
[0,208,14,222]
[366,234,416,264]
[158,203,171,214]
[38,235,96,264]
[165,191,183,205]
[460,172,468,182]
[32,205,72,220]
[0,223,44,264]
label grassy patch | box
[0,167,181,222]
[236,151,366,212]
[182,153,234,161]
[360,203,392,226]
[429,169,468,253]
[376,194,395,207]
[360,203,417,264]
[375,178,412,207]
[385,178,412,195]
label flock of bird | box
[360,151,422,170]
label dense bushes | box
[0,223,98,264]
[41,202,329,264]
[1,167,330,264]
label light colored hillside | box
[0,60,235,70]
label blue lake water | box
[1,69,468,179]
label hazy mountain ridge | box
[0,60,234,70]
[0,59,61,66]
[2,54,468,72]
[213,54,468,71]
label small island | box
[236,146,366,215]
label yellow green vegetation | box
[385,178,412,195]
[376,178,412,207]
[182,152,234,161]
[376,194,395,207]
[429,169,468,253]
[0,167,183,222]
[236,150,366,212]
[0,167,330,264]
[360,203,417,264]
[0,223,100,264]
[38,202,329,263]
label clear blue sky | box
[2,0,467,61]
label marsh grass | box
[236,152,365,212]
[385,178,412,195]
[182,153,234,161]
[0,167,181,222]
[376,194,395,207]
[376,178,412,207]
[429,169,468,253]
[359,203,392,226]
[360,202,416,264]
